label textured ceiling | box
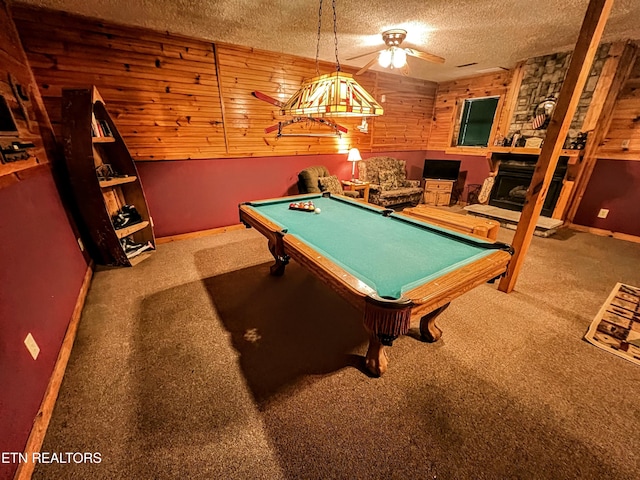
[15,0,640,82]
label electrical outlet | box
[621,139,630,150]
[597,208,609,219]
[381,94,386,103]
[77,237,84,251]
[24,333,40,360]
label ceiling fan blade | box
[346,49,382,61]
[355,56,379,76]
[405,48,445,64]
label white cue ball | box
[314,208,321,214]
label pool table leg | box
[365,332,388,377]
[267,237,289,276]
[419,303,450,342]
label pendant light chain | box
[315,0,323,75]
[332,0,341,72]
[315,0,341,74]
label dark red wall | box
[0,169,88,480]
[136,150,428,238]
[573,158,640,236]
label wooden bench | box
[401,205,500,240]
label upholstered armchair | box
[357,156,422,207]
[297,165,359,198]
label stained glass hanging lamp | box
[280,0,384,118]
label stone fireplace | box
[489,155,568,217]
[505,44,610,147]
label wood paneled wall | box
[372,75,436,150]
[12,5,437,161]
[0,1,52,180]
[12,6,226,161]
[597,54,640,159]
[427,71,513,151]
[215,43,369,157]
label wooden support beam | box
[565,41,638,223]
[498,0,614,293]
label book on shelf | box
[91,113,113,138]
[91,111,100,137]
[99,120,112,137]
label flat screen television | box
[422,159,461,180]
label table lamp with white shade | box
[347,148,362,182]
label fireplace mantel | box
[486,147,583,172]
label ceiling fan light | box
[378,49,392,68]
[391,47,407,68]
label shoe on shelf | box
[95,163,116,181]
[120,237,154,258]
[121,204,142,222]
[112,204,143,230]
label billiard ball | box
[314,208,321,214]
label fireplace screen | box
[489,160,566,217]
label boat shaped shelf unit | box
[62,86,155,266]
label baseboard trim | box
[568,223,640,244]
[156,224,245,244]
[14,262,94,480]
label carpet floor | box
[33,226,640,479]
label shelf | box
[99,175,137,188]
[92,136,116,143]
[63,87,155,267]
[128,250,154,266]
[114,220,150,239]
[0,156,39,178]
[444,147,488,157]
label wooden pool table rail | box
[402,205,500,240]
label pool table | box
[239,193,513,376]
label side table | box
[342,180,370,203]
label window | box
[456,96,499,147]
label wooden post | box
[498,0,615,293]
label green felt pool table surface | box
[245,194,504,300]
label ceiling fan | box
[347,29,445,76]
